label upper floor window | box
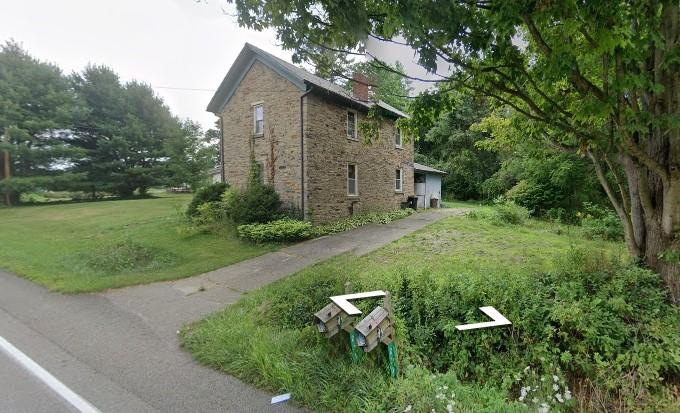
[347,111,357,140]
[395,127,402,148]
[253,103,264,137]
[395,169,403,192]
[347,164,358,196]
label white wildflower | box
[552,383,559,391]
[404,405,412,413]
[564,389,572,400]
[446,403,453,413]
[538,402,550,413]
[524,366,531,372]
[442,385,448,390]
[519,386,529,402]
[552,375,559,382]
[540,377,546,382]
[450,392,455,399]
[555,393,564,403]
[532,398,538,404]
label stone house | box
[207,43,443,223]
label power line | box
[152,85,216,92]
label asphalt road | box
[0,352,75,413]
[0,271,295,412]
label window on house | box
[253,103,264,136]
[395,169,403,192]
[395,127,402,148]
[347,111,357,140]
[347,164,358,196]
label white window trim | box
[347,110,358,141]
[252,102,264,137]
[395,127,403,149]
[395,168,403,192]
[347,163,358,197]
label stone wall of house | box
[220,60,303,212]
[304,93,415,223]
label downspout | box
[300,85,314,220]
[219,117,225,183]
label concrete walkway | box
[0,208,464,413]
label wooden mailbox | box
[354,306,394,353]
[314,302,355,338]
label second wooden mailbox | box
[354,306,394,352]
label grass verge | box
[0,194,275,292]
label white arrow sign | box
[329,290,386,316]
[455,306,512,331]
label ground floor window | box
[395,168,403,192]
[347,164,358,196]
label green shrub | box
[186,182,229,217]
[237,219,314,243]
[221,182,281,225]
[493,199,531,224]
[191,201,223,227]
[578,202,624,241]
[467,199,530,225]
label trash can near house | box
[407,196,418,210]
[430,194,440,208]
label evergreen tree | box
[71,66,185,196]
[0,40,82,205]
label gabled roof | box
[414,162,448,175]
[207,43,408,118]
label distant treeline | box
[0,40,218,205]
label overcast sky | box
[1,0,444,131]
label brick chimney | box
[351,72,369,102]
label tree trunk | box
[648,171,680,305]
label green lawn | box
[0,194,275,292]
[180,213,680,412]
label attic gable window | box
[347,111,357,140]
[253,103,264,137]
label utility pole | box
[2,128,11,207]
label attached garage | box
[413,162,447,208]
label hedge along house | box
[207,43,441,223]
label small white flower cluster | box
[515,365,573,412]
[402,381,456,413]
[434,384,456,413]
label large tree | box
[71,66,185,196]
[0,41,82,205]
[227,0,680,303]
